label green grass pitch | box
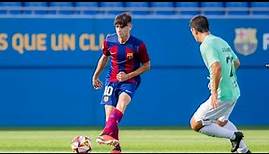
[0,127,268,153]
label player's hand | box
[92,78,103,89]
[117,71,129,82]
[211,93,219,109]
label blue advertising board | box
[0,17,268,126]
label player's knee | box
[190,118,202,132]
[116,103,126,113]
[116,94,131,113]
[217,120,228,127]
[119,92,131,103]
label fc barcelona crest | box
[234,28,258,56]
[126,52,134,60]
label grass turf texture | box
[0,127,268,153]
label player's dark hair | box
[114,12,132,28]
[189,15,209,33]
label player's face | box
[115,23,131,39]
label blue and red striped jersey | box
[102,33,150,84]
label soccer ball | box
[71,136,92,153]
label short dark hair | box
[189,15,209,33]
[114,12,132,28]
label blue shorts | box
[100,82,139,107]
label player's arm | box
[93,54,109,79]
[202,44,220,109]
[92,39,110,89]
[210,62,221,101]
[117,61,150,82]
[126,61,150,79]
[128,43,150,78]
[234,59,240,70]
[92,54,109,89]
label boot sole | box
[96,136,119,147]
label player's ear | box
[194,29,198,35]
[128,23,132,30]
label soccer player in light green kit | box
[189,15,251,153]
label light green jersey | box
[200,34,240,102]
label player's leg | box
[190,97,237,140]
[114,82,137,138]
[96,83,120,146]
[97,83,135,149]
[110,92,132,151]
[217,102,250,153]
[98,105,115,135]
[105,105,114,122]
[102,92,131,139]
[98,92,131,153]
[109,83,137,152]
[219,120,250,153]
[116,92,131,113]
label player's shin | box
[102,108,123,138]
[199,122,236,140]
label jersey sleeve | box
[138,43,150,63]
[201,43,220,67]
[231,49,239,61]
[102,39,110,56]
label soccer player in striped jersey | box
[92,12,150,153]
[189,15,251,153]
